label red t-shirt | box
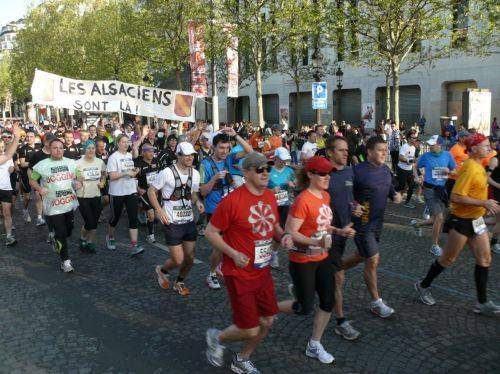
[288,189,332,263]
[210,185,279,280]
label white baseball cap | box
[274,147,291,161]
[176,141,197,156]
[426,135,441,146]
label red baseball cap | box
[304,156,334,174]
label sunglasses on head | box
[311,171,330,177]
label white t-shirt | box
[76,157,106,198]
[301,141,318,160]
[107,151,137,196]
[151,165,200,225]
[398,143,416,171]
[0,158,14,190]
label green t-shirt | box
[31,157,78,216]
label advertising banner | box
[30,69,197,122]
[226,34,239,98]
[188,20,208,97]
[362,103,375,129]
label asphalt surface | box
[1,199,499,373]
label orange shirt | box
[289,190,332,263]
[249,133,263,150]
[268,135,282,150]
[449,143,468,180]
[481,150,497,168]
[451,159,487,218]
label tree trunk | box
[385,70,391,121]
[255,65,264,128]
[392,62,400,126]
[175,69,183,91]
[295,79,301,130]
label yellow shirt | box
[316,137,325,149]
[451,159,487,219]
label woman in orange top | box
[278,156,355,365]
[415,133,500,316]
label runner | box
[396,130,418,209]
[0,124,22,245]
[415,133,500,315]
[325,136,362,340]
[204,152,293,373]
[342,136,401,317]
[200,128,253,289]
[149,142,204,296]
[29,138,81,272]
[106,134,144,256]
[134,143,160,243]
[75,140,106,253]
[446,130,469,196]
[63,131,81,160]
[410,135,456,256]
[278,156,355,364]
[268,146,295,268]
[18,130,41,223]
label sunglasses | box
[255,165,273,174]
[311,171,330,177]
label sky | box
[0,0,43,26]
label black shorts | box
[354,231,380,258]
[139,194,153,210]
[0,189,13,203]
[100,184,109,196]
[20,171,31,193]
[443,214,477,238]
[163,221,197,246]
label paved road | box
[1,200,499,373]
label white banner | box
[467,90,491,135]
[226,35,239,98]
[362,103,375,129]
[30,69,197,122]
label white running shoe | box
[430,244,443,256]
[370,299,395,318]
[36,217,46,226]
[410,219,423,237]
[206,273,221,289]
[146,234,155,243]
[60,260,74,273]
[305,341,335,364]
[205,328,225,368]
[23,209,31,223]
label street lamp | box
[335,66,344,122]
[312,50,324,126]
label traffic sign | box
[312,82,327,110]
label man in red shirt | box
[204,152,293,374]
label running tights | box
[47,211,74,261]
[78,197,102,231]
[109,194,138,229]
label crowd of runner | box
[0,115,498,373]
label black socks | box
[421,260,445,288]
[474,265,489,304]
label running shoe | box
[410,219,422,237]
[423,206,431,220]
[36,217,46,226]
[207,273,221,289]
[370,299,395,318]
[334,320,360,340]
[492,243,500,254]
[429,244,443,257]
[60,260,74,273]
[23,209,31,223]
[173,281,190,296]
[79,238,88,252]
[5,234,17,246]
[155,265,170,289]
[106,235,116,251]
[270,252,279,269]
[205,328,225,368]
[130,244,145,257]
[47,231,55,245]
[305,341,335,364]
[404,203,416,209]
[146,234,155,244]
[414,281,436,305]
[231,355,261,373]
[472,301,500,316]
[86,243,97,254]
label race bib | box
[146,171,158,186]
[254,239,273,269]
[172,205,194,224]
[120,159,135,173]
[472,217,487,235]
[275,190,289,206]
[82,167,100,181]
[431,167,448,180]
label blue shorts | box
[354,231,380,258]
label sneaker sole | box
[230,363,250,373]
[155,267,170,289]
[370,308,394,318]
[205,350,223,368]
[130,249,145,257]
[334,328,360,341]
[206,280,221,290]
[414,282,435,306]
[305,350,335,364]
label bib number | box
[275,190,289,206]
[172,205,194,224]
[254,239,273,269]
[431,167,448,180]
[146,172,157,186]
[472,217,487,235]
[82,168,100,181]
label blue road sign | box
[312,82,327,109]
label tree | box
[0,54,12,108]
[333,0,499,125]
[218,0,306,127]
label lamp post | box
[312,50,324,126]
[335,66,344,122]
